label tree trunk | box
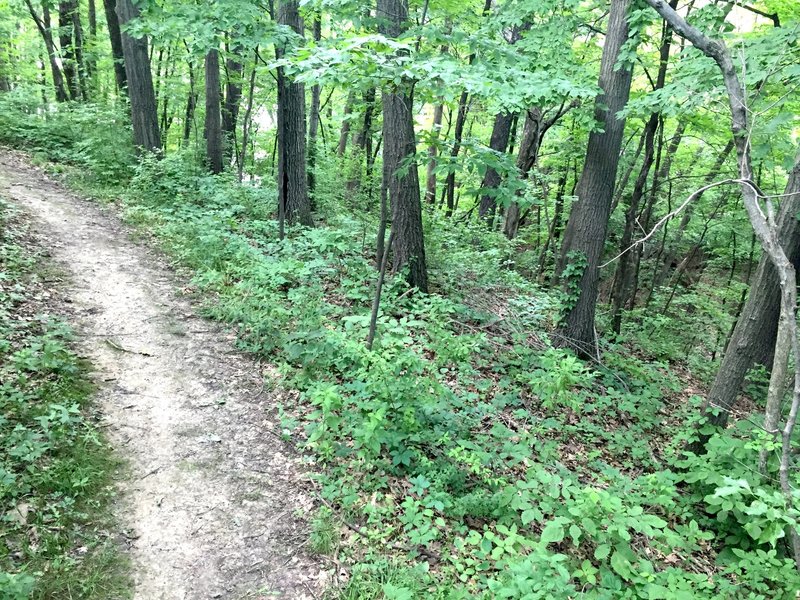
[478,111,514,223]
[337,91,354,156]
[276,0,312,228]
[610,9,678,331]
[58,1,79,99]
[536,165,569,281]
[378,0,428,292]
[632,120,685,307]
[238,58,257,182]
[354,88,376,153]
[70,0,87,99]
[116,0,161,151]
[307,16,322,197]
[610,117,658,333]
[441,0,492,217]
[182,53,197,144]
[554,0,635,357]
[703,155,800,429]
[24,0,69,102]
[425,103,444,204]
[87,0,97,82]
[222,48,244,164]
[0,55,9,92]
[504,108,543,239]
[204,49,224,174]
[102,0,127,94]
[159,45,175,146]
[443,89,470,217]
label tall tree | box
[377,0,428,292]
[102,0,127,93]
[276,0,312,228]
[58,0,79,99]
[306,15,321,197]
[441,0,492,217]
[609,4,678,333]
[222,46,244,164]
[182,48,197,144]
[204,48,223,174]
[701,155,800,431]
[554,0,635,357]
[87,0,97,83]
[116,0,161,151]
[24,0,68,102]
[477,111,514,223]
[503,108,543,239]
[424,103,444,204]
[337,91,354,156]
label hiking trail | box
[0,150,327,600]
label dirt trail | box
[0,151,327,600]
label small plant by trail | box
[0,199,128,600]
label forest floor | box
[0,149,328,600]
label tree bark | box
[425,103,444,204]
[443,90,470,216]
[87,0,97,82]
[58,1,79,99]
[116,0,160,151]
[337,91,354,156]
[378,0,428,292]
[238,58,257,182]
[610,118,658,333]
[537,164,569,281]
[70,0,87,99]
[102,0,127,94]
[441,0,491,217]
[354,88,376,154]
[222,48,244,164]
[554,0,635,357]
[204,49,224,174]
[276,0,312,228]
[504,109,543,239]
[703,156,800,429]
[478,111,514,222]
[610,8,678,331]
[182,52,197,144]
[307,16,322,197]
[24,0,69,102]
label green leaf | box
[594,544,611,560]
[569,524,582,545]
[540,520,566,544]
[610,551,633,580]
[382,583,414,600]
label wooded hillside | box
[1,0,799,598]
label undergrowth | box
[118,153,799,599]
[0,199,128,600]
[1,96,798,599]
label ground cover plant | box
[0,199,127,599]
[0,0,799,596]
[114,154,797,599]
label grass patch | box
[0,199,129,599]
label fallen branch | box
[104,338,153,356]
